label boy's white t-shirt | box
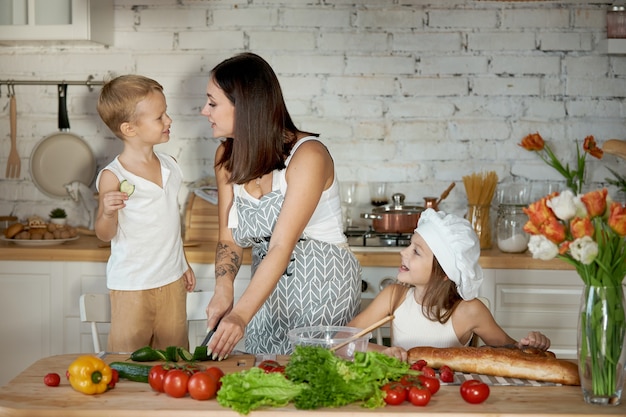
[96,152,187,290]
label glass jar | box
[496,204,529,253]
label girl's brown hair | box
[389,256,462,324]
[212,52,318,184]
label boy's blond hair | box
[97,75,164,139]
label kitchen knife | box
[200,320,220,347]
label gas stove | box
[345,228,412,248]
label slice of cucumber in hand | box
[120,180,135,196]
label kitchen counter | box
[0,234,574,270]
[0,353,623,416]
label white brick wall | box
[0,0,624,225]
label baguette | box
[408,346,580,385]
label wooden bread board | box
[183,193,219,243]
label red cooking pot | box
[361,193,424,233]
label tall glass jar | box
[496,204,529,253]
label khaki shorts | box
[107,278,188,352]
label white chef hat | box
[415,208,483,300]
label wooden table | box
[0,354,624,416]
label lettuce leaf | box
[216,367,304,415]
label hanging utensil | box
[5,85,20,178]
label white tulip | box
[528,234,559,260]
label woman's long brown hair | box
[212,52,317,184]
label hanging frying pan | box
[30,84,97,198]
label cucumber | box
[119,180,135,196]
[192,345,210,361]
[178,347,194,362]
[109,362,151,383]
[165,346,179,362]
[130,346,162,362]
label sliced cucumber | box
[192,345,210,361]
[178,347,194,362]
[119,180,135,196]
[130,346,162,362]
[165,346,180,362]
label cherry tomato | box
[410,359,427,371]
[417,375,440,395]
[399,374,420,389]
[258,360,285,373]
[187,371,218,401]
[460,379,490,404]
[439,368,454,383]
[205,366,225,390]
[43,373,61,387]
[108,369,119,389]
[163,369,189,398]
[381,381,407,405]
[407,385,431,406]
[148,364,168,393]
[421,366,436,378]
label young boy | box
[95,75,195,352]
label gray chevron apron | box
[231,189,361,354]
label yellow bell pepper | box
[67,355,112,395]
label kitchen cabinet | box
[0,0,113,44]
[0,259,252,387]
[480,268,582,359]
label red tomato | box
[417,375,440,395]
[421,366,436,378]
[439,365,452,374]
[187,371,218,401]
[409,359,427,371]
[205,366,225,390]
[43,373,60,387]
[381,381,407,405]
[460,379,490,404]
[399,374,420,388]
[407,385,431,406]
[108,369,119,389]
[439,368,454,383]
[163,369,189,398]
[258,360,285,373]
[148,364,168,393]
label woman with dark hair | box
[201,52,361,358]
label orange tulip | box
[523,194,558,230]
[580,188,608,218]
[519,132,545,151]
[608,202,626,237]
[559,240,572,255]
[539,217,567,244]
[570,217,594,239]
[583,135,603,159]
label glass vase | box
[577,284,626,406]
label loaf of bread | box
[407,346,580,385]
[4,222,24,239]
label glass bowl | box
[287,325,371,359]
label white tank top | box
[392,287,469,349]
[96,153,187,290]
[229,136,346,245]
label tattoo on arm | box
[216,242,241,280]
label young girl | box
[347,208,551,362]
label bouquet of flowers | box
[523,188,626,402]
[519,132,603,195]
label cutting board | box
[103,352,257,374]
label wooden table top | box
[0,353,623,416]
[0,234,574,269]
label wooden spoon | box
[329,315,394,352]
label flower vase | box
[577,284,626,405]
